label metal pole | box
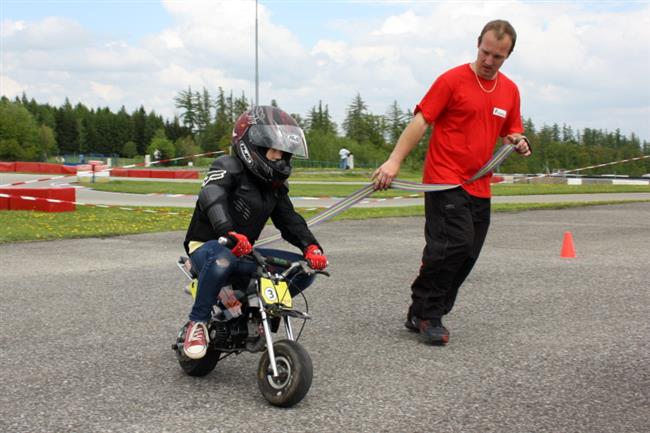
[255,0,259,106]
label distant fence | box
[292,159,378,169]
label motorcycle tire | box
[257,339,313,407]
[175,324,220,377]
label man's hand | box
[506,134,532,157]
[372,159,400,191]
[304,244,328,270]
[227,231,252,257]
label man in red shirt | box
[373,19,532,345]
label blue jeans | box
[188,240,315,322]
[339,158,347,169]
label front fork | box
[258,298,295,378]
[259,301,279,377]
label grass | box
[492,183,650,195]
[2,199,649,244]
[2,171,648,243]
[85,179,649,199]
[0,206,192,243]
[87,180,412,198]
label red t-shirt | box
[415,63,523,198]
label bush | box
[146,129,175,162]
[122,141,138,158]
[175,136,202,164]
[0,100,57,161]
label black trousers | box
[409,187,491,320]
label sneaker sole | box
[423,335,449,345]
[183,347,207,359]
[420,331,449,345]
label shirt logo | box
[202,169,226,186]
[493,107,507,118]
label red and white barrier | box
[0,187,76,212]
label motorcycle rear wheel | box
[175,323,220,377]
[257,339,313,407]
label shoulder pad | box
[202,156,242,186]
[212,155,243,173]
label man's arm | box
[372,112,429,190]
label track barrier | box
[0,187,76,212]
[0,150,223,188]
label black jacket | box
[184,155,318,254]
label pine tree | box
[343,93,368,142]
[113,106,133,155]
[54,98,80,154]
[195,87,213,133]
[385,100,407,144]
[233,91,249,118]
[132,106,148,154]
[307,100,336,135]
[174,86,197,133]
[214,87,231,145]
[561,124,574,143]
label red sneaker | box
[419,318,450,345]
[183,321,209,359]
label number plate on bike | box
[260,277,292,308]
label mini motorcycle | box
[172,242,328,407]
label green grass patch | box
[307,199,650,220]
[0,206,192,243]
[2,199,648,243]
[290,168,422,182]
[86,180,413,198]
[86,179,649,199]
[491,183,650,195]
[88,180,201,195]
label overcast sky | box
[2,0,649,142]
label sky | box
[2,0,649,143]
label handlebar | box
[218,236,328,277]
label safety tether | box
[256,143,515,246]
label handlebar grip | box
[218,236,234,248]
[265,256,292,268]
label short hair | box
[478,20,517,56]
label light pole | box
[255,0,259,106]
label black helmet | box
[232,106,308,186]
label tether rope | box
[255,144,516,246]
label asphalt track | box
[1,202,649,433]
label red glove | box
[304,244,328,270]
[227,232,252,257]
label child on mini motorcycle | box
[181,106,328,360]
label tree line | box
[1,90,649,176]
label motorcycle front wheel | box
[175,323,220,377]
[257,339,313,407]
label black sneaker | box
[418,318,449,345]
[405,315,420,332]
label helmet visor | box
[248,124,308,159]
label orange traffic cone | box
[560,231,576,258]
